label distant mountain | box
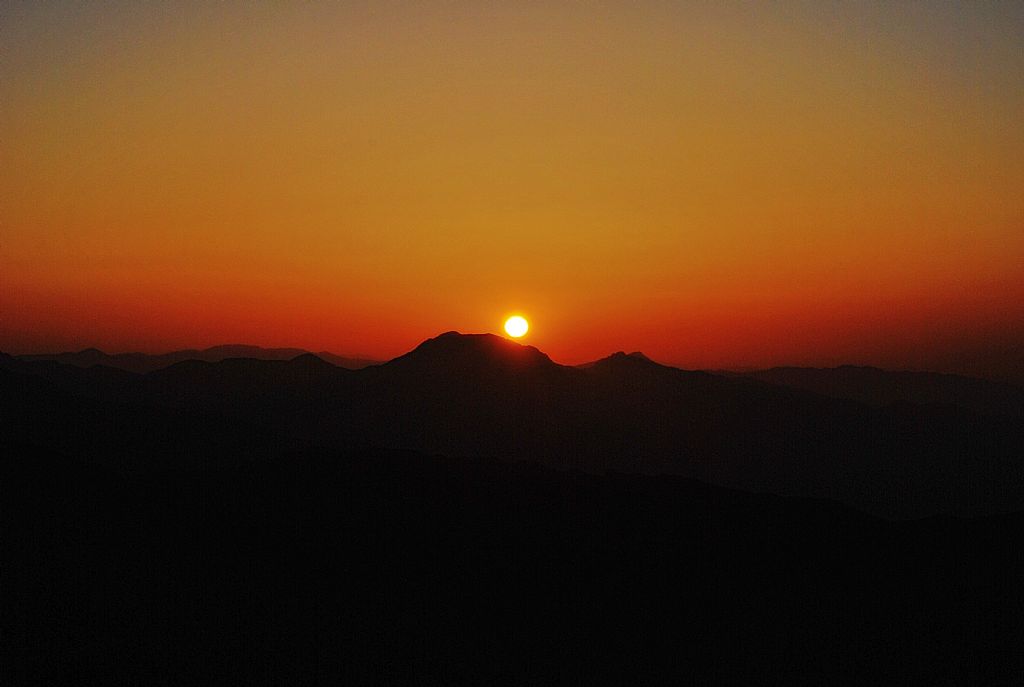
[738,365,1024,418]
[3,332,1024,518]
[17,345,380,373]
[576,350,661,369]
[314,351,381,370]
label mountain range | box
[4,331,1023,518]
[15,344,380,373]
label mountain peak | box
[289,352,337,369]
[581,350,664,370]
[388,331,556,372]
[610,351,654,363]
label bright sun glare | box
[504,316,529,338]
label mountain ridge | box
[384,331,557,373]
[4,331,1024,519]
[739,364,1024,418]
[16,344,380,373]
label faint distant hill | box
[735,365,1024,418]
[17,345,380,373]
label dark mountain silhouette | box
[16,344,379,373]
[738,365,1024,418]
[4,332,1024,683]
[576,350,660,368]
[313,351,382,369]
[388,330,557,372]
[4,332,1023,518]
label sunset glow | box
[2,3,1022,379]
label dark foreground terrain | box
[6,443,1024,685]
[4,336,1024,684]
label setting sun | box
[504,316,529,338]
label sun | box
[504,315,529,338]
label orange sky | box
[2,2,1023,375]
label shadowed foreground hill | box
[6,442,1024,685]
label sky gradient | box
[2,1,1023,378]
